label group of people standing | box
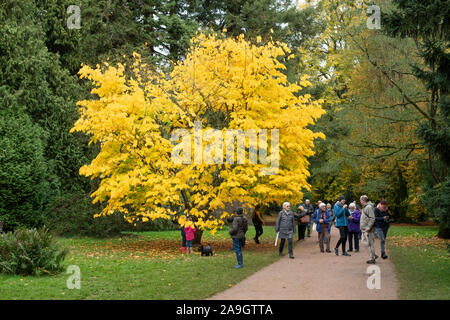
[180,194,391,268]
[288,195,391,264]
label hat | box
[380,200,387,205]
[338,195,345,201]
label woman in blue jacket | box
[313,203,332,253]
[333,195,351,256]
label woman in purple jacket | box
[347,202,361,252]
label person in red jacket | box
[184,217,196,254]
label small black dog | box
[198,244,214,256]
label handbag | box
[300,214,310,223]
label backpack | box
[235,215,248,234]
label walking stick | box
[275,232,279,246]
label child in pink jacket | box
[184,217,196,254]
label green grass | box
[388,225,450,300]
[387,225,439,238]
[0,226,280,300]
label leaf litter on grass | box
[70,237,275,260]
[389,235,449,249]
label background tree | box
[0,0,91,228]
[383,0,450,237]
[0,111,50,231]
[298,0,438,223]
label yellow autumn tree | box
[71,33,325,240]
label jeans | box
[233,238,245,266]
[335,226,348,253]
[298,223,307,240]
[279,238,293,257]
[186,240,193,248]
[375,226,389,254]
[348,231,360,251]
[306,222,311,236]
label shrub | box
[0,110,53,232]
[45,192,177,237]
[0,227,68,276]
[45,192,124,237]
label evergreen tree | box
[36,0,199,73]
[0,110,50,231]
[384,0,450,238]
[0,0,90,228]
[187,0,321,82]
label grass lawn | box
[0,225,280,300]
[388,225,450,300]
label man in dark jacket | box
[374,200,390,259]
[229,207,248,268]
[252,205,264,244]
[303,199,314,237]
[296,205,308,241]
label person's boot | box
[182,246,187,253]
[382,252,388,259]
[334,248,339,256]
[374,254,379,259]
[289,248,295,259]
[347,249,353,252]
[326,249,331,253]
[366,259,376,264]
[342,252,351,256]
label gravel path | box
[208,227,398,300]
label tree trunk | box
[438,214,450,239]
[438,226,450,239]
[193,229,203,245]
